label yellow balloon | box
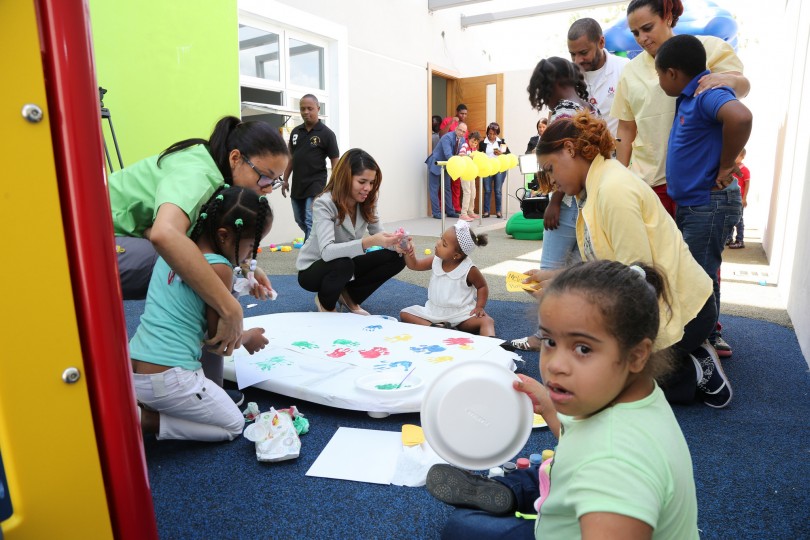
[472,153,490,177]
[497,154,510,173]
[508,154,519,169]
[489,156,500,175]
[446,155,465,179]
[461,157,478,180]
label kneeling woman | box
[296,149,406,314]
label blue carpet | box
[125,276,810,539]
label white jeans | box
[460,179,476,215]
[133,367,244,442]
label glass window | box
[239,25,280,82]
[289,38,324,89]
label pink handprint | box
[327,347,351,358]
[360,347,390,359]
[443,337,474,346]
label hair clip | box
[199,212,208,220]
[258,195,267,202]
[629,264,646,279]
[216,195,224,201]
[234,218,244,228]
[223,183,230,189]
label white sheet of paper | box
[306,427,402,484]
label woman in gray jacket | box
[296,149,406,314]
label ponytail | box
[158,116,289,180]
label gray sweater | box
[295,191,385,271]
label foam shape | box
[424,249,432,255]
[505,212,544,240]
[280,245,292,252]
[402,424,425,446]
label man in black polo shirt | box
[281,94,340,240]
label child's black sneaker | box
[426,464,516,516]
[692,342,733,408]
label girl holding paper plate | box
[427,259,699,539]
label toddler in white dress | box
[400,221,494,336]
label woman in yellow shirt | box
[610,0,749,217]
[526,111,732,408]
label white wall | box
[762,0,810,363]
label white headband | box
[453,220,476,255]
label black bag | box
[517,187,549,219]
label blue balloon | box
[605,0,738,58]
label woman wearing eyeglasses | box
[296,148,406,314]
[108,115,289,364]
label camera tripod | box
[100,86,124,171]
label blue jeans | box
[291,196,314,240]
[483,172,506,214]
[539,199,579,270]
[676,186,742,342]
[429,169,456,217]
[730,211,744,243]
[440,468,539,540]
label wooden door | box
[427,69,504,217]
[450,73,504,137]
[449,74,504,214]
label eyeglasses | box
[242,155,281,188]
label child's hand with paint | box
[250,267,277,300]
[242,327,269,354]
[393,227,410,252]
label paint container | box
[541,449,555,462]
[529,453,543,467]
[488,467,504,478]
[516,458,530,470]
[502,461,517,474]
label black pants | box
[297,249,406,310]
[660,294,718,404]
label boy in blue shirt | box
[657,34,752,378]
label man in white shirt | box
[567,18,630,136]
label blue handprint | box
[363,325,383,332]
[410,344,446,354]
[388,361,412,371]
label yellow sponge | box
[401,424,425,446]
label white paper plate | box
[355,372,424,396]
[420,360,533,470]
